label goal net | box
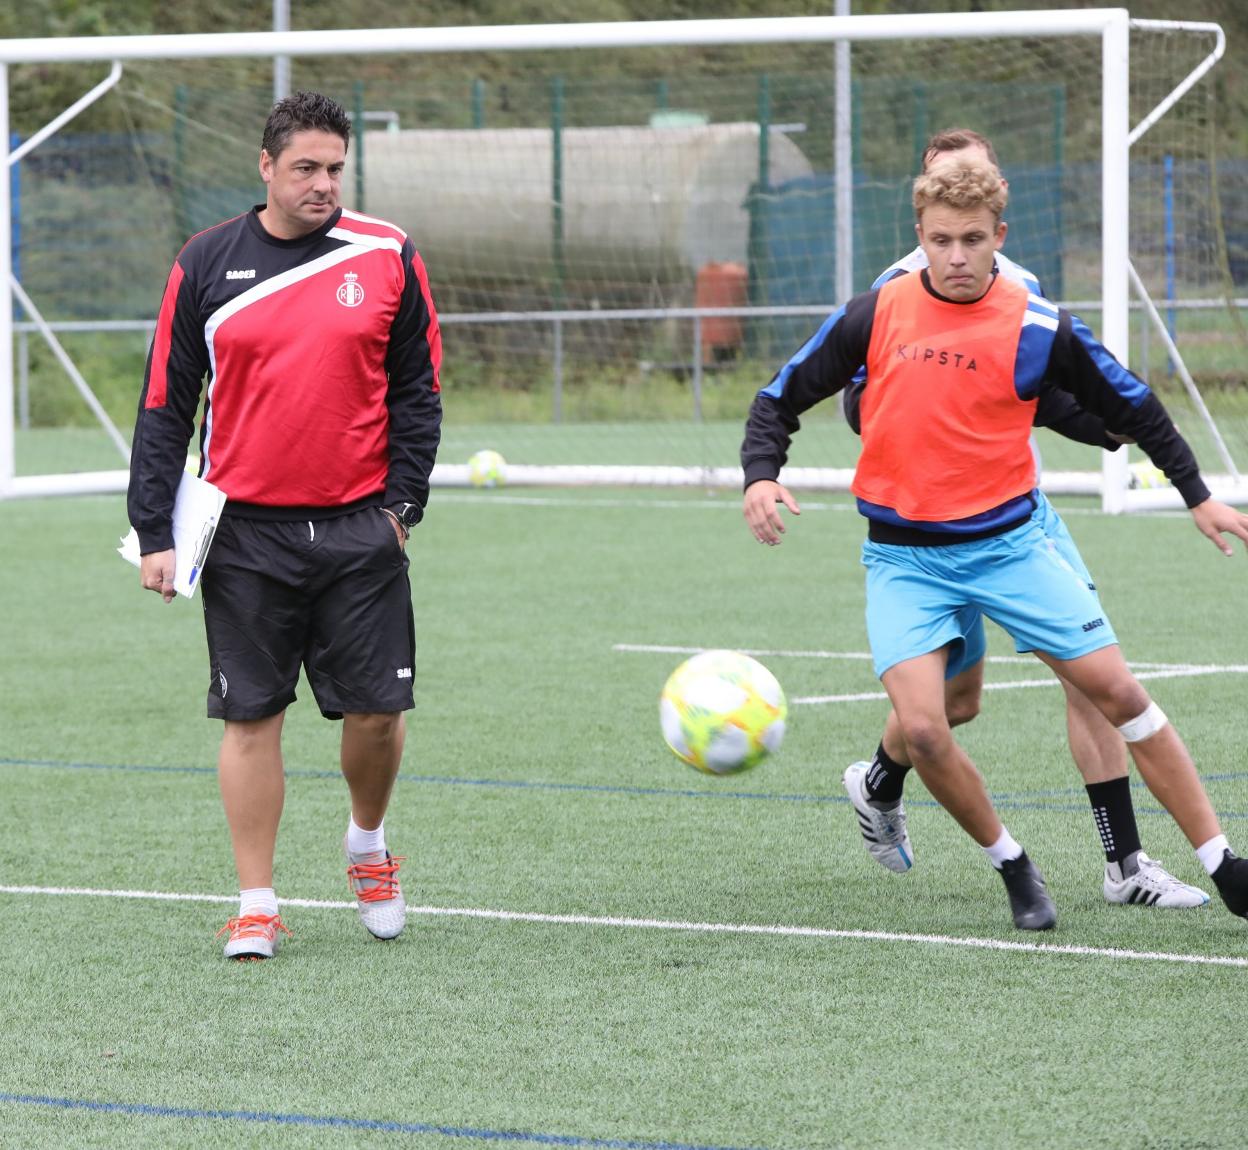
[1,13,1244,508]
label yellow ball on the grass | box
[468,449,507,488]
[659,650,787,776]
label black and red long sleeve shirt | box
[128,205,443,554]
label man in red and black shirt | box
[128,91,442,960]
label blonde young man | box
[741,161,1248,930]
[840,129,1209,909]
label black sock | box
[864,741,910,805]
[1085,777,1142,871]
[1212,851,1248,917]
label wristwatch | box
[388,502,422,530]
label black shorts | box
[200,508,416,721]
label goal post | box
[1,10,1240,508]
[1106,19,1245,513]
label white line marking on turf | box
[796,677,1102,705]
[432,492,1182,518]
[615,643,875,661]
[2,885,1243,969]
[614,643,1204,670]
[616,645,1248,704]
[436,493,859,512]
[794,664,1248,704]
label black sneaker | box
[1211,850,1248,918]
[997,852,1057,931]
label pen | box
[188,519,217,588]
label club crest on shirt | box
[337,272,365,308]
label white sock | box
[347,817,386,857]
[239,887,278,918]
[983,828,1023,870]
[1196,834,1231,875]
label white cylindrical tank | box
[343,123,813,286]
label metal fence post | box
[692,313,703,422]
[553,316,564,424]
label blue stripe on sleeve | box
[1071,314,1151,406]
[1026,295,1059,321]
[761,304,847,398]
[1015,303,1059,399]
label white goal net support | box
[1,11,1244,510]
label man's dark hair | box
[261,91,351,159]
[921,128,999,172]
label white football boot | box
[217,913,291,961]
[1103,852,1210,908]
[345,840,408,939]
[843,761,913,873]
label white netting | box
[4,18,1243,500]
[1118,22,1246,504]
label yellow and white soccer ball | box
[659,650,787,776]
[1128,461,1170,490]
[467,449,507,488]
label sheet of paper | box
[118,471,227,599]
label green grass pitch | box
[1,486,1246,1149]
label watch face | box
[397,503,420,527]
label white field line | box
[616,643,874,662]
[1,884,1244,969]
[432,492,1169,518]
[615,645,1248,705]
[795,667,1248,705]
[435,493,859,512]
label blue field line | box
[1,756,218,777]
[0,1093,763,1150]
[2,756,1246,819]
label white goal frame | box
[0,9,1236,510]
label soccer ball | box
[1128,461,1170,490]
[468,449,507,488]
[659,650,787,776]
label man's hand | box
[140,550,177,602]
[743,479,800,546]
[1191,498,1248,557]
[387,516,408,549]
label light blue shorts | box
[862,495,1116,680]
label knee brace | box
[1117,701,1168,743]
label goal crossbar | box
[0,12,1136,66]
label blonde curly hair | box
[912,162,1008,222]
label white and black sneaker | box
[1103,852,1210,908]
[997,851,1057,931]
[843,761,913,873]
